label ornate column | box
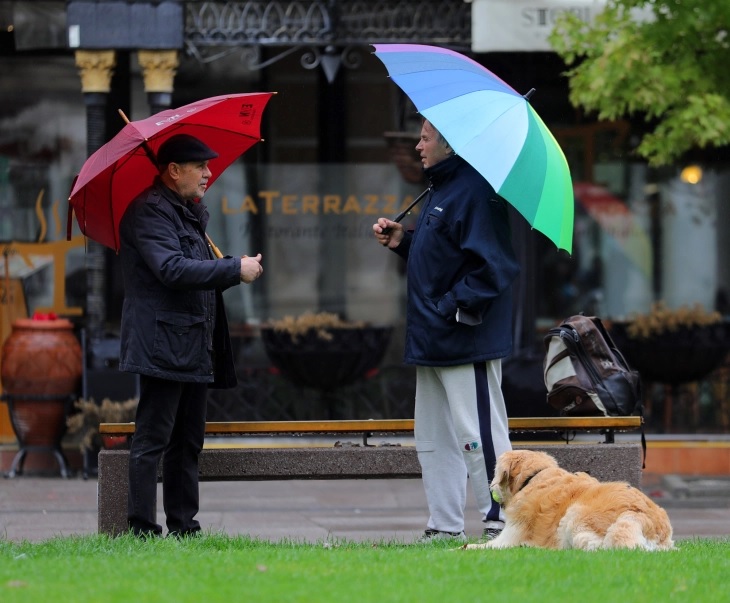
[75,50,116,154]
[74,50,116,345]
[137,50,179,115]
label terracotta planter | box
[1,318,82,476]
[102,435,129,450]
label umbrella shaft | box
[382,186,431,234]
[206,234,223,259]
[393,186,431,223]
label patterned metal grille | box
[186,0,470,46]
[185,0,471,64]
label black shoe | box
[168,528,202,540]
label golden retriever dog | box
[464,450,674,551]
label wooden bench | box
[96,416,644,535]
[100,416,641,443]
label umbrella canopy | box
[68,92,275,252]
[372,44,574,253]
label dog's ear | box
[502,468,513,492]
[502,454,519,493]
[508,452,535,493]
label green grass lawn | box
[1,534,728,603]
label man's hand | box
[240,253,263,283]
[373,218,404,249]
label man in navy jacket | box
[119,134,264,537]
[373,120,520,542]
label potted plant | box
[260,312,393,392]
[609,302,728,385]
[66,397,138,454]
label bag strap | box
[556,325,604,389]
[640,419,647,469]
[592,317,628,363]
[594,318,647,466]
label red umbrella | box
[68,92,276,252]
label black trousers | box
[127,375,208,536]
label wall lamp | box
[680,164,703,184]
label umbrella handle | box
[382,186,431,234]
[206,234,224,259]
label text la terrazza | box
[221,191,422,215]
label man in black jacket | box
[373,120,520,543]
[119,134,263,537]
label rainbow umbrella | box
[373,44,574,253]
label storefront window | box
[2,39,728,432]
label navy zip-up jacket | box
[393,154,520,366]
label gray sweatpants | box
[414,361,511,533]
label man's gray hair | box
[435,129,452,150]
[425,119,453,152]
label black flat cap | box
[157,134,219,166]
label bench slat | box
[99,416,641,436]
[204,419,416,434]
[510,416,641,429]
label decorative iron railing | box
[186,0,470,46]
[184,0,471,71]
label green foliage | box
[549,0,730,165]
[1,534,729,602]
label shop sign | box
[471,0,605,52]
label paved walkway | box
[1,474,729,543]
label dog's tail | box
[605,511,674,550]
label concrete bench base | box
[98,442,643,535]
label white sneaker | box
[417,528,467,544]
[482,527,502,541]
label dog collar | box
[518,468,545,492]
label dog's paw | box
[460,542,491,550]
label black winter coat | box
[118,180,240,386]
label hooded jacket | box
[118,179,240,386]
[393,154,520,366]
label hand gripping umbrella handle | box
[382,186,431,234]
[118,109,226,260]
